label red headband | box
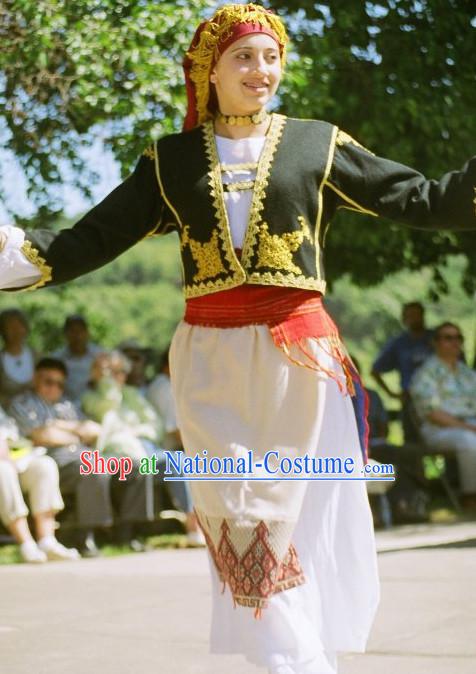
[217,21,281,59]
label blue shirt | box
[372,330,434,391]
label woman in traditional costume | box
[0,4,475,672]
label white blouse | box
[1,347,35,384]
[214,134,265,250]
[0,134,265,289]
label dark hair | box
[0,308,29,341]
[35,357,68,376]
[63,314,88,331]
[402,301,424,315]
[433,322,462,341]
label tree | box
[272,0,476,294]
[0,0,214,215]
[1,0,475,292]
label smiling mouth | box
[243,82,269,92]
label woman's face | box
[210,33,282,116]
[91,353,112,382]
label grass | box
[0,532,201,565]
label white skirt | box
[169,320,380,673]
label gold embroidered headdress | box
[182,3,289,131]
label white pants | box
[0,455,64,527]
[421,417,476,493]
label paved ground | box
[1,522,475,674]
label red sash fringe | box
[184,283,357,393]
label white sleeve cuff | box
[0,225,44,289]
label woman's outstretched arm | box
[0,145,176,291]
[324,129,476,230]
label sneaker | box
[186,530,206,547]
[38,538,81,561]
[19,541,47,564]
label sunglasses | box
[42,377,65,389]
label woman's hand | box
[0,230,7,252]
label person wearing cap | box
[0,3,475,672]
[52,315,104,402]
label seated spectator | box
[0,404,79,562]
[82,351,205,546]
[410,322,476,508]
[52,315,103,402]
[82,351,162,460]
[0,308,36,408]
[371,301,433,442]
[9,357,153,555]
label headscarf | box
[182,3,289,131]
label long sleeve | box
[325,129,476,230]
[0,145,177,291]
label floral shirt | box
[410,355,476,420]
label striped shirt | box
[8,391,81,437]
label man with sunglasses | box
[8,357,153,555]
[410,322,476,508]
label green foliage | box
[0,0,214,207]
[1,0,475,289]
[272,0,476,292]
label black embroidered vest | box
[154,114,336,298]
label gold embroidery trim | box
[142,145,155,160]
[19,240,53,290]
[220,161,258,172]
[154,144,187,285]
[255,216,313,274]
[240,113,287,267]
[315,125,338,269]
[324,180,379,217]
[154,144,182,231]
[137,141,172,239]
[223,180,255,192]
[202,119,248,281]
[246,270,326,294]
[335,129,375,156]
[180,225,226,282]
